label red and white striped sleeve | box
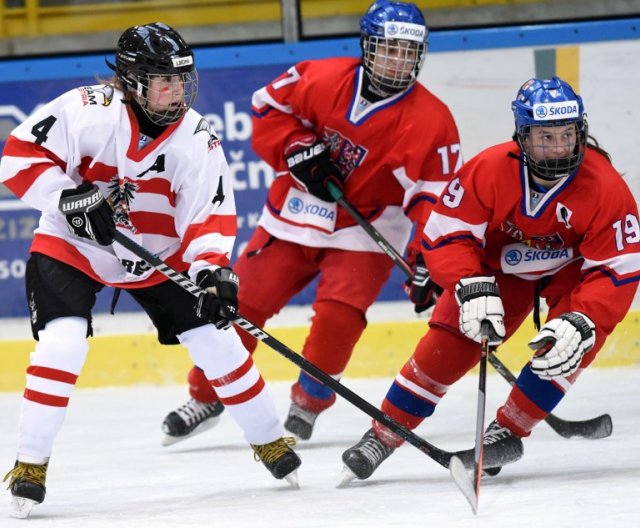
[0,90,78,211]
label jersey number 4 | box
[31,115,57,145]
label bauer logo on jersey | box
[171,55,193,68]
[384,22,426,42]
[282,187,337,233]
[501,242,574,276]
[532,101,580,121]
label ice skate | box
[453,419,524,475]
[3,460,48,519]
[251,437,302,488]
[340,428,395,485]
[162,398,225,446]
[284,402,320,441]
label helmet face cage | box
[516,120,588,181]
[113,23,198,125]
[135,70,198,126]
[360,1,428,94]
[512,77,588,180]
[362,36,426,93]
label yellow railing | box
[0,0,552,39]
[0,0,282,38]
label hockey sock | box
[375,326,479,447]
[179,324,283,445]
[188,366,220,404]
[497,362,579,437]
[291,300,366,412]
[19,317,88,460]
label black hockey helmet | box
[107,22,198,125]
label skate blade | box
[336,465,357,488]
[161,416,221,447]
[284,470,300,489]
[10,496,38,519]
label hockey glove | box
[455,276,505,345]
[404,254,443,314]
[58,182,116,246]
[528,312,595,379]
[284,135,344,203]
[194,267,240,330]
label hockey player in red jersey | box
[162,0,461,444]
[340,76,640,482]
[0,23,300,519]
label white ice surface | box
[1,368,638,527]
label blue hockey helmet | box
[512,77,588,180]
[360,1,428,94]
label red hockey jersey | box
[0,85,236,288]
[423,141,640,332]
[251,57,461,254]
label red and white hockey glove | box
[529,312,595,379]
[284,135,344,202]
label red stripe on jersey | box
[182,214,237,250]
[137,178,177,207]
[193,252,230,268]
[128,211,178,237]
[24,388,69,408]
[209,356,254,387]
[218,377,266,406]
[30,233,189,289]
[2,136,68,198]
[2,136,67,169]
[78,157,118,183]
[3,163,52,199]
[200,214,237,236]
[26,365,78,385]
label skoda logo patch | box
[535,106,548,119]
[505,249,522,265]
[386,23,398,36]
[287,197,304,214]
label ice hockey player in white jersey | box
[0,22,300,519]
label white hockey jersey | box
[0,84,236,288]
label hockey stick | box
[326,181,613,440]
[487,352,612,439]
[112,230,456,469]
[327,181,414,278]
[449,322,491,515]
[472,322,489,513]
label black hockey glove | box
[404,254,443,314]
[284,136,344,203]
[194,267,240,330]
[58,182,116,246]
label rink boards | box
[1,311,638,392]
